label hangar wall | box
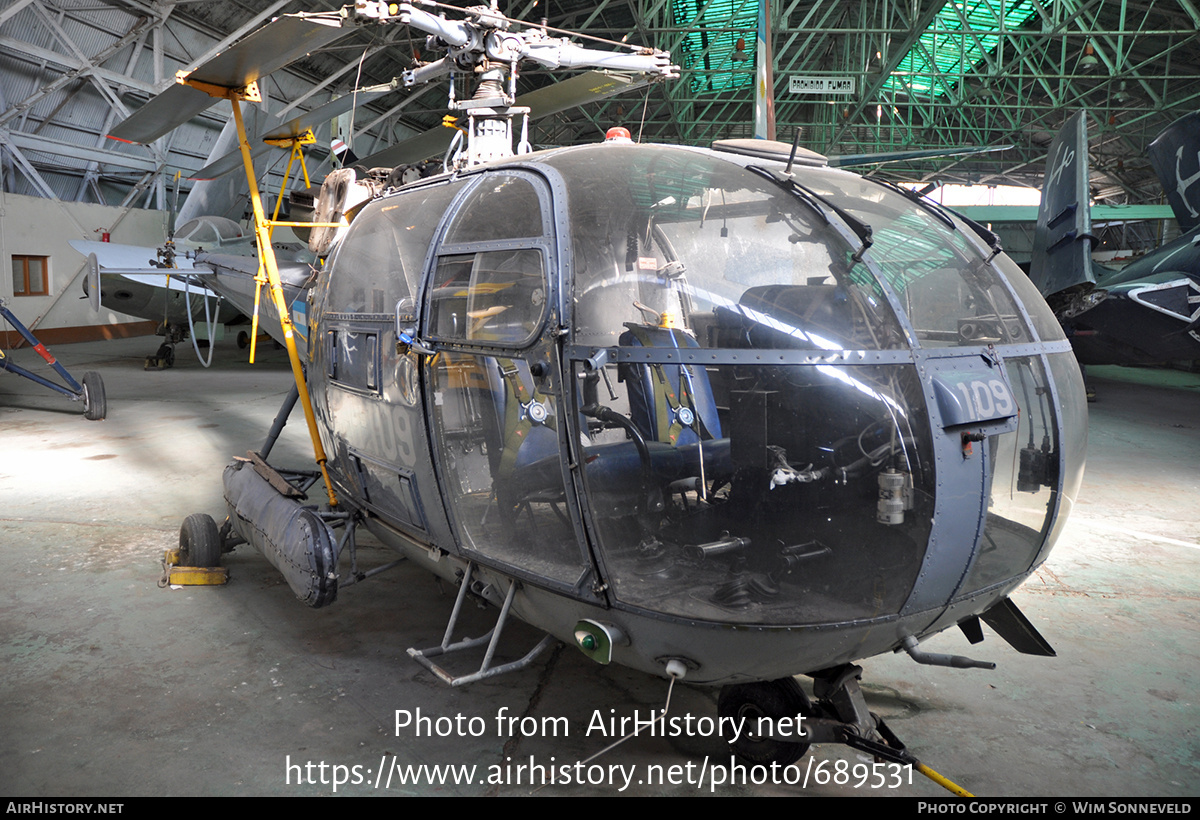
[1,190,168,346]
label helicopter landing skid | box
[407,561,557,687]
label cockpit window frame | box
[776,165,1045,349]
[421,170,559,352]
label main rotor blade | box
[109,83,226,146]
[260,86,396,142]
[191,143,273,181]
[521,69,645,120]
[193,86,397,180]
[357,70,646,169]
[110,14,350,145]
[827,144,1015,168]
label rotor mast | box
[350,0,677,169]
[106,2,677,508]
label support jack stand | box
[804,664,906,755]
[717,663,973,796]
[408,561,556,686]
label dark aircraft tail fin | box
[1029,111,1097,298]
[1146,111,1200,233]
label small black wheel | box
[180,513,221,568]
[81,371,106,421]
[718,677,813,766]
[237,330,250,349]
[164,346,175,368]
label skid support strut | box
[407,562,556,686]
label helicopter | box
[113,0,1089,783]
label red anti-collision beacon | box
[604,126,633,143]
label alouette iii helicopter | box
[113,0,1088,789]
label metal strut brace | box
[407,562,556,687]
[244,378,405,587]
[334,513,406,588]
[0,300,83,399]
[260,382,300,461]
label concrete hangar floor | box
[0,335,1196,798]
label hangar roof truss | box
[0,0,1197,211]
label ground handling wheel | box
[718,677,813,766]
[81,371,106,420]
[179,513,222,568]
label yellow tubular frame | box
[221,89,338,507]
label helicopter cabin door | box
[419,171,593,593]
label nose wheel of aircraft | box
[718,677,813,766]
[179,513,222,568]
[145,343,175,370]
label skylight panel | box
[882,0,1038,98]
[671,0,756,94]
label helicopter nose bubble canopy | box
[310,142,1084,682]
[535,144,1086,637]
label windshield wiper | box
[870,178,1003,261]
[944,206,1004,261]
[871,178,956,232]
[749,166,874,262]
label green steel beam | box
[956,203,1178,221]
